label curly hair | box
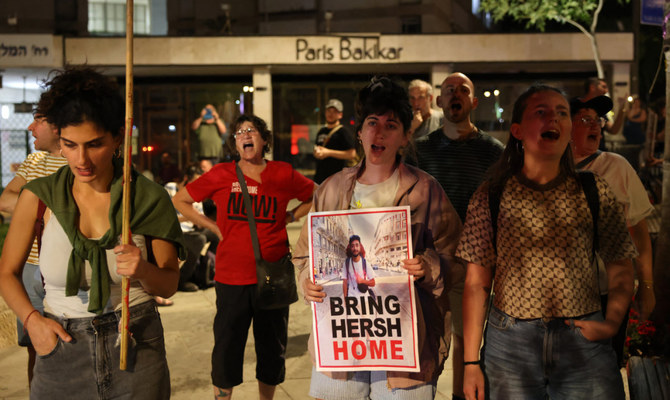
[227,114,272,158]
[36,66,124,137]
[355,75,412,134]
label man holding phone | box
[192,104,227,164]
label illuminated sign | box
[296,37,403,62]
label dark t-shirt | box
[313,125,355,184]
[416,128,503,222]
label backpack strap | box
[575,150,602,170]
[345,258,351,281]
[488,182,503,252]
[322,124,343,147]
[577,170,599,253]
[35,199,47,256]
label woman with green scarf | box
[0,67,185,399]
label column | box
[253,66,273,158]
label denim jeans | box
[309,367,437,400]
[482,306,624,400]
[31,301,170,400]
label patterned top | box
[456,174,637,319]
[15,152,68,265]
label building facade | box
[0,0,634,183]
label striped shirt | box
[15,152,68,264]
[416,128,503,222]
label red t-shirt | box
[186,161,314,285]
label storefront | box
[1,32,634,181]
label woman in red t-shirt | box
[174,114,315,400]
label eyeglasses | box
[578,116,606,128]
[233,127,258,139]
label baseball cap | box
[349,235,361,244]
[325,99,343,112]
[570,95,613,117]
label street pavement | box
[0,222,456,399]
[0,220,631,399]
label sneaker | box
[178,282,198,292]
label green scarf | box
[25,159,186,315]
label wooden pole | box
[120,0,134,371]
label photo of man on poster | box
[307,207,420,372]
[342,235,376,297]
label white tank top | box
[40,213,153,318]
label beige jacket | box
[295,161,463,388]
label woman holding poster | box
[295,76,463,399]
[457,85,637,400]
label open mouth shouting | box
[587,134,600,141]
[540,130,560,141]
[450,102,462,112]
[370,143,386,155]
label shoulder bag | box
[235,163,299,310]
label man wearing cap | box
[577,78,626,151]
[313,98,356,184]
[191,104,227,164]
[571,95,655,364]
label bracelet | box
[641,280,653,288]
[464,360,481,366]
[23,309,39,334]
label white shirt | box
[580,151,653,227]
[350,168,399,209]
[340,257,375,296]
[40,213,152,318]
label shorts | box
[309,367,436,400]
[16,263,45,346]
[483,306,623,399]
[211,283,289,388]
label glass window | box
[88,0,150,35]
[401,16,421,34]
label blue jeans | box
[309,367,436,400]
[30,301,170,400]
[482,307,624,400]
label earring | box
[114,147,121,159]
[515,140,524,154]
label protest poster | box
[307,206,419,372]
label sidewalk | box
[0,220,631,399]
[0,221,455,399]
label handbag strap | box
[235,163,263,263]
